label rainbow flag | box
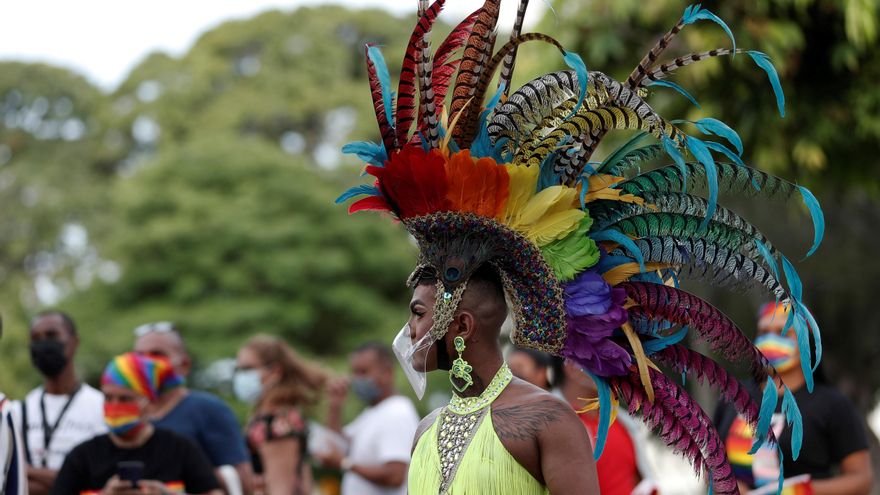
[80,481,185,495]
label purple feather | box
[563,331,631,376]
[562,271,631,376]
[564,270,616,316]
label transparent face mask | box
[391,323,438,400]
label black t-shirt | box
[715,383,869,482]
[51,428,219,495]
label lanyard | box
[38,384,81,468]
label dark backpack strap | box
[20,399,32,466]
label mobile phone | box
[117,460,144,487]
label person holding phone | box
[51,352,221,495]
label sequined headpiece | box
[338,2,825,492]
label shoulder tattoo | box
[491,401,566,442]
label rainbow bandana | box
[758,301,792,331]
[101,352,183,401]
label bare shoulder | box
[491,378,582,442]
[412,407,443,452]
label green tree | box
[0,63,122,396]
[61,138,415,382]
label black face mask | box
[30,340,69,377]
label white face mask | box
[391,323,437,400]
[233,369,263,404]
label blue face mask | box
[754,333,799,373]
[351,377,382,404]
[233,369,263,404]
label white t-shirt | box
[17,384,107,470]
[341,395,419,495]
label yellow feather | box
[602,262,671,286]
[581,188,646,205]
[506,185,584,246]
[525,209,585,246]
[587,174,625,193]
[517,186,576,225]
[502,165,539,224]
[622,321,654,403]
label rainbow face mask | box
[104,402,145,439]
[755,333,799,373]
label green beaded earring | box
[449,336,473,392]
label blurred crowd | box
[0,303,875,494]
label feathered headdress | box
[338,2,824,493]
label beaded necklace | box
[447,363,513,415]
[436,363,513,494]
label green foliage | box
[540,0,880,193]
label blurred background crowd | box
[1,0,879,493]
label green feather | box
[542,215,599,281]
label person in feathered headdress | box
[338,1,826,493]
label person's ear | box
[451,310,478,343]
[68,334,80,355]
[180,355,192,377]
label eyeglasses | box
[133,321,178,338]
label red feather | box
[367,146,450,218]
[349,196,391,214]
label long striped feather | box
[592,192,779,256]
[653,345,781,452]
[609,212,755,255]
[622,283,775,381]
[498,0,531,97]
[610,238,789,300]
[449,0,501,143]
[461,32,573,146]
[612,369,738,494]
[625,14,688,88]
[397,0,445,145]
[618,162,798,201]
[419,7,483,138]
[641,48,742,85]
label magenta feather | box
[613,369,738,494]
[653,345,778,448]
[622,282,771,381]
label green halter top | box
[408,364,549,495]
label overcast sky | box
[1,0,545,91]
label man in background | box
[319,342,420,495]
[552,358,658,495]
[1,319,27,495]
[18,311,106,495]
[507,347,553,390]
[133,321,253,494]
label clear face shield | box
[391,323,438,400]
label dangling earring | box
[449,336,473,392]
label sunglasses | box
[133,321,178,338]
